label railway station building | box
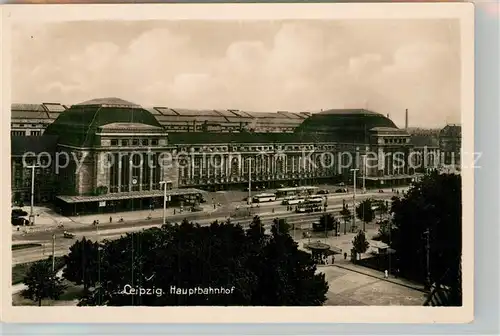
[10,97,459,215]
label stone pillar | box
[149,154,153,191]
[139,156,144,191]
[95,152,109,191]
[128,156,133,192]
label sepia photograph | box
[1,3,474,324]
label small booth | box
[304,241,336,264]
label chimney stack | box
[405,109,409,129]
[387,113,390,119]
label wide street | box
[12,189,398,265]
[12,188,427,306]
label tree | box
[256,218,329,305]
[78,218,329,306]
[63,237,101,292]
[21,258,66,306]
[376,200,389,220]
[375,219,393,245]
[339,206,352,235]
[356,199,375,231]
[352,230,370,262]
[391,172,461,304]
[247,215,267,247]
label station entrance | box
[54,188,206,216]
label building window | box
[142,139,149,146]
[111,139,118,146]
[151,139,158,146]
[32,124,37,127]
[31,131,41,136]
[132,139,139,146]
[122,140,129,146]
[11,130,25,136]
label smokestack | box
[405,109,409,129]
[387,113,390,119]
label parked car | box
[63,231,75,239]
[335,188,347,193]
[12,217,29,226]
[317,189,329,195]
[12,208,28,217]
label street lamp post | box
[51,234,56,273]
[362,154,367,193]
[350,168,359,232]
[247,158,252,207]
[159,181,167,225]
[424,229,431,290]
[26,165,41,226]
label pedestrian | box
[272,208,274,213]
[173,209,176,215]
[109,216,112,223]
[384,270,389,279]
[344,252,347,260]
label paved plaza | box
[321,265,426,306]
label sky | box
[12,19,461,128]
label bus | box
[252,193,277,203]
[281,196,305,205]
[275,186,319,198]
[296,199,323,213]
[306,197,325,205]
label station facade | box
[11,97,459,215]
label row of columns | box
[107,153,162,193]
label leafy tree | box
[63,237,101,292]
[78,218,329,306]
[339,206,352,235]
[374,219,393,245]
[256,218,329,305]
[376,200,389,220]
[21,258,66,306]
[356,199,375,231]
[391,172,461,304]
[247,215,267,248]
[314,213,338,237]
[352,230,370,262]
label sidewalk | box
[332,262,427,293]
[12,204,219,235]
[67,204,218,225]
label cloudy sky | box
[12,19,460,127]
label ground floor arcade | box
[54,188,207,216]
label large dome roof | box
[295,109,398,143]
[44,97,163,147]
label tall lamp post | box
[159,181,168,225]
[26,164,41,226]
[350,168,359,232]
[247,157,252,207]
[362,154,367,193]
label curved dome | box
[44,97,163,147]
[295,109,398,143]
